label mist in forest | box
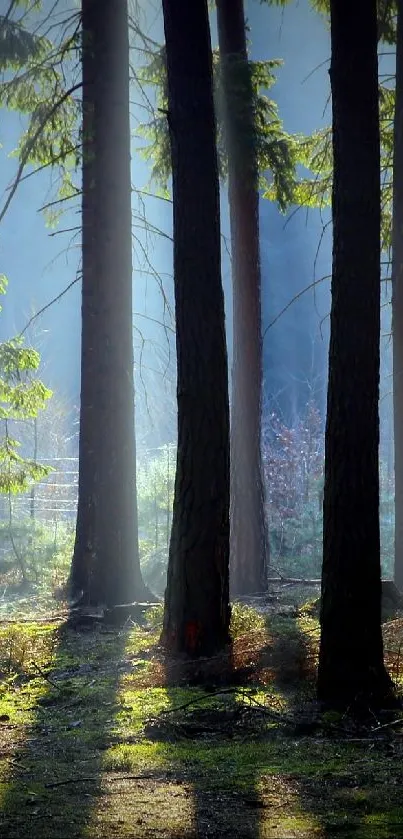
[1,0,333,437]
[0,0,395,593]
[1,1,403,835]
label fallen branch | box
[235,579,321,598]
[267,577,321,586]
[158,687,297,730]
[371,716,403,733]
[31,661,62,691]
[158,687,238,716]
[44,771,167,789]
[0,615,69,624]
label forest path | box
[0,601,402,837]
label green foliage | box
[377,0,398,43]
[137,445,175,594]
[230,603,266,638]
[0,273,7,302]
[0,8,45,71]
[267,85,394,249]
[0,519,74,589]
[137,46,296,210]
[260,0,396,236]
[265,126,332,209]
[379,83,394,251]
[0,284,52,495]
[216,52,296,209]
[0,3,80,221]
[0,438,50,494]
[137,48,171,196]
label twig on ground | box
[371,717,403,733]
[158,687,239,716]
[0,615,68,625]
[31,661,61,691]
[44,772,168,789]
[157,687,297,729]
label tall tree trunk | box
[161,0,231,657]
[393,0,403,591]
[317,0,394,708]
[70,0,149,607]
[216,0,268,598]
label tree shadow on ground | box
[0,617,129,838]
[155,640,267,839]
[149,603,403,838]
[1,605,403,837]
[253,605,403,838]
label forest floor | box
[0,589,403,837]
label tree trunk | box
[216,0,268,598]
[393,0,403,592]
[70,0,149,607]
[161,0,231,657]
[317,0,394,708]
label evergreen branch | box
[0,1,19,32]
[37,190,82,214]
[0,81,82,227]
[17,143,81,184]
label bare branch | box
[262,274,330,338]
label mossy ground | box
[0,597,403,837]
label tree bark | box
[317,0,394,708]
[393,0,403,592]
[216,0,269,598]
[161,0,231,657]
[70,0,149,606]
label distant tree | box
[392,0,403,591]
[160,0,231,657]
[70,0,150,607]
[216,0,269,597]
[317,0,394,708]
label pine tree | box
[160,0,231,657]
[216,0,268,596]
[317,0,394,708]
[70,0,149,607]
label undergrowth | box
[0,602,401,837]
